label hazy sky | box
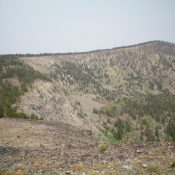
[0,0,175,54]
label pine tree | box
[145,125,156,141]
[166,120,175,141]
[155,126,160,141]
[140,124,144,141]
[125,120,131,132]
[0,105,4,118]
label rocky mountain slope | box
[17,41,175,142]
[0,118,175,175]
[0,41,175,174]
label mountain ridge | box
[1,40,174,56]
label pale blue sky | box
[0,0,175,54]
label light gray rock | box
[142,164,148,168]
[122,165,132,170]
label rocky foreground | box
[0,118,175,175]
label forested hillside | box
[0,56,49,119]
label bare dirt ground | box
[0,118,175,175]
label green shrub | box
[171,161,175,168]
[98,144,107,153]
[14,112,29,119]
[101,104,116,117]
[147,165,159,173]
[30,114,39,120]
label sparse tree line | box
[97,92,175,142]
